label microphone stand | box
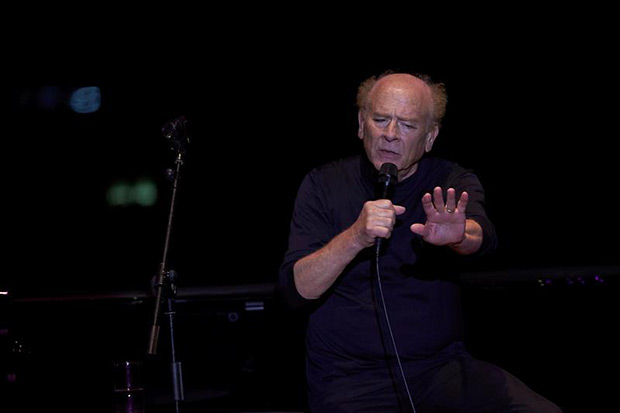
[147,116,189,413]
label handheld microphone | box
[375,162,398,251]
[373,163,417,412]
[376,162,398,199]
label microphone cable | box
[374,162,416,412]
[375,243,417,413]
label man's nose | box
[384,120,398,141]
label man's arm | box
[447,218,483,255]
[294,200,406,299]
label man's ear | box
[357,110,365,140]
[424,124,439,152]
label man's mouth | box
[378,149,399,157]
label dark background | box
[4,53,618,294]
[2,39,618,412]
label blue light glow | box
[70,86,101,113]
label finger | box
[421,192,436,215]
[370,225,391,239]
[373,199,394,210]
[364,200,393,219]
[410,223,425,236]
[372,204,398,218]
[394,205,407,215]
[445,188,457,213]
[370,215,399,239]
[372,216,396,230]
[433,186,445,211]
[456,191,469,213]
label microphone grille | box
[379,162,398,183]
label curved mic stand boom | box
[147,115,190,413]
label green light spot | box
[106,182,131,206]
[106,178,158,207]
[134,180,158,206]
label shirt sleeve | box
[278,170,333,309]
[445,166,498,256]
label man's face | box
[358,75,438,181]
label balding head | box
[357,72,447,128]
[356,72,446,180]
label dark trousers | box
[310,355,562,413]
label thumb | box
[410,223,425,235]
[394,205,407,215]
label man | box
[279,72,561,412]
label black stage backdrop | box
[2,44,618,412]
[4,55,617,294]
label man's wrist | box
[447,233,467,250]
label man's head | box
[357,72,447,180]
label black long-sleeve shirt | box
[279,154,497,406]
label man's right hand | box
[351,200,407,249]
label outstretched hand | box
[410,187,468,246]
